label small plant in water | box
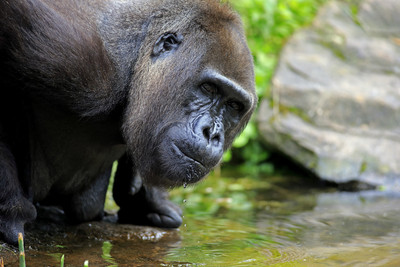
[16,233,87,267]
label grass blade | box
[18,233,26,267]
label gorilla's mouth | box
[172,143,205,168]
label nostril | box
[203,127,210,141]
[211,134,220,146]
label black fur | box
[0,0,256,245]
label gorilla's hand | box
[117,179,182,228]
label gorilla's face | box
[157,68,254,186]
[123,10,256,188]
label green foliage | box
[232,0,327,99]
[104,161,119,212]
[224,0,328,173]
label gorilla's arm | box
[0,138,36,245]
[113,154,182,228]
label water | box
[1,174,400,266]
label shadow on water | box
[1,173,400,266]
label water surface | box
[1,174,399,266]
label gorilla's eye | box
[152,33,183,57]
[200,83,218,95]
[227,100,244,111]
[163,35,178,50]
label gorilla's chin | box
[143,139,211,188]
[143,160,209,188]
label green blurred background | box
[223,0,327,175]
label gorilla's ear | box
[152,33,183,58]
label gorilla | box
[0,0,256,245]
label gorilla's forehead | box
[207,25,255,88]
[108,0,256,110]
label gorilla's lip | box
[172,143,205,168]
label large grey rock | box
[258,0,400,189]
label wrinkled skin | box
[0,0,256,245]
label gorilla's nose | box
[195,117,224,166]
[201,122,222,147]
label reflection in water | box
[102,241,117,267]
[0,220,184,266]
[1,175,400,266]
[166,177,400,266]
[288,191,400,266]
